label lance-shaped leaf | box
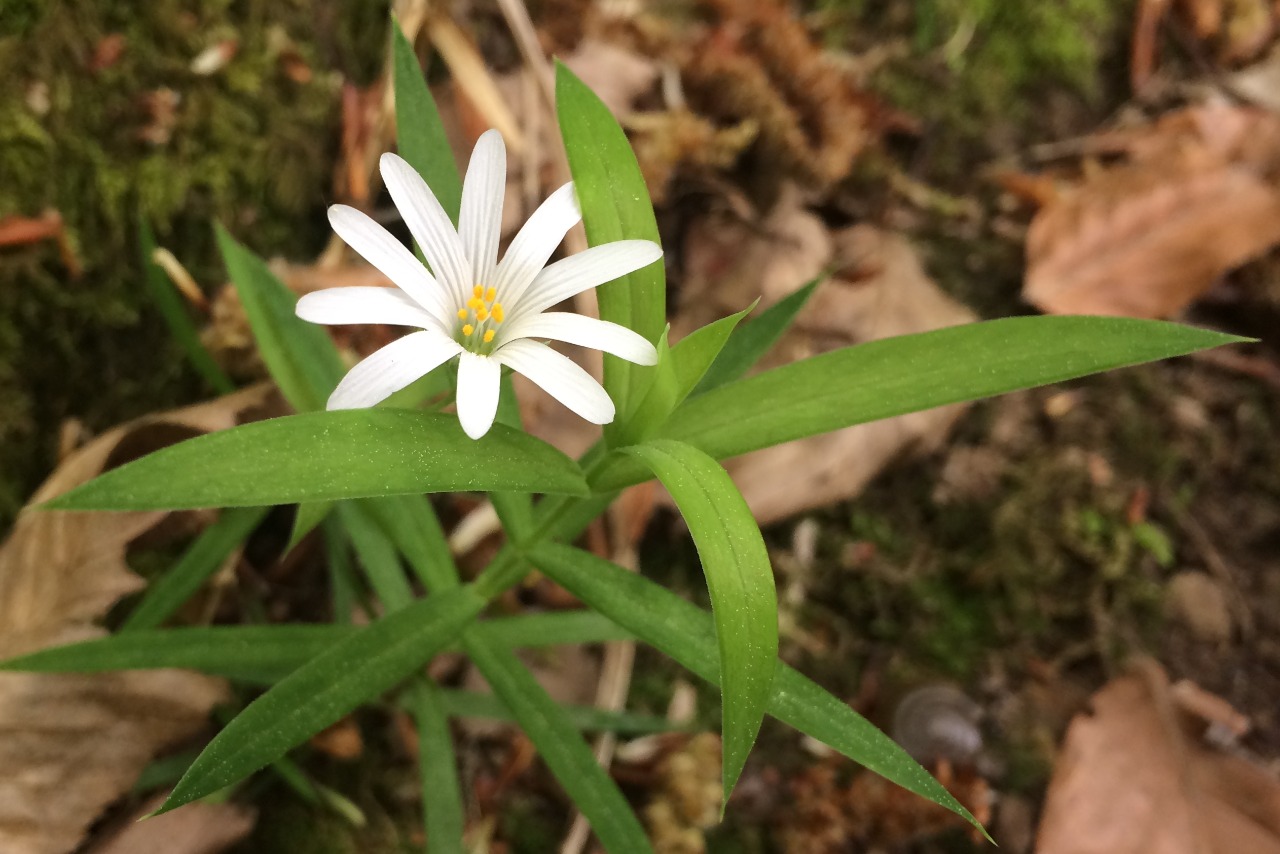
[464,639,653,853]
[621,440,777,804]
[45,410,589,511]
[215,224,343,413]
[556,61,664,433]
[0,612,631,685]
[592,317,1248,491]
[156,585,487,813]
[123,506,268,631]
[529,541,985,835]
[139,219,234,394]
[693,278,821,395]
[406,680,465,854]
[392,20,462,224]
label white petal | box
[458,130,506,286]
[326,205,452,327]
[380,153,471,308]
[455,352,502,439]
[508,240,663,321]
[499,312,657,365]
[328,331,461,410]
[297,287,442,331]
[491,182,580,306]
[494,339,614,425]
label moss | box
[0,0,389,528]
[819,0,1133,179]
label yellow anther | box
[483,329,495,343]
[485,286,497,302]
[467,297,483,310]
[457,309,468,320]
[473,284,484,298]
[492,303,505,323]
[475,307,489,322]
[462,324,474,336]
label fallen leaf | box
[1037,657,1280,854]
[1024,104,1280,319]
[0,386,274,854]
[85,794,255,854]
[679,188,976,524]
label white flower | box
[296,130,661,439]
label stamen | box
[457,309,468,320]
[462,323,474,336]
[475,307,490,322]
[483,329,495,343]
[467,297,483,310]
[485,286,497,302]
[473,284,484,298]
[492,303,505,323]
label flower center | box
[456,284,505,353]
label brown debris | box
[682,0,869,197]
[0,387,273,854]
[1023,103,1280,319]
[1037,658,1280,854]
[1132,0,1279,90]
[776,757,991,852]
[85,794,255,854]
[677,189,976,524]
[642,734,723,854]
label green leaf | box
[158,585,487,813]
[621,441,777,803]
[435,688,676,734]
[122,506,269,631]
[139,219,234,394]
[336,501,415,610]
[473,609,633,648]
[46,410,589,511]
[359,494,459,593]
[620,309,754,444]
[491,372,534,541]
[324,517,361,625]
[286,501,332,555]
[592,317,1248,491]
[555,62,664,435]
[406,680,465,854]
[0,613,630,686]
[693,278,820,395]
[463,639,652,853]
[392,21,463,224]
[528,541,984,834]
[214,224,343,412]
[0,625,354,684]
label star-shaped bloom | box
[296,130,661,439]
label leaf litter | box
[11,0,1280,851]
[0,386,273,854]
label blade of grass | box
[529,541,985,836]
[463,638,652,853]
[156,585,487,813]
[122,506,268,631]
[139,218,234,394]
[693,278,821,395]
[406,680,465,853]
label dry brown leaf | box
[1037,658,1280,854]
[85,794,255,854]
[0,386,273,854]
[1024,105,1280,319]
[679,188,976,524]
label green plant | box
[2,22,1244,853]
